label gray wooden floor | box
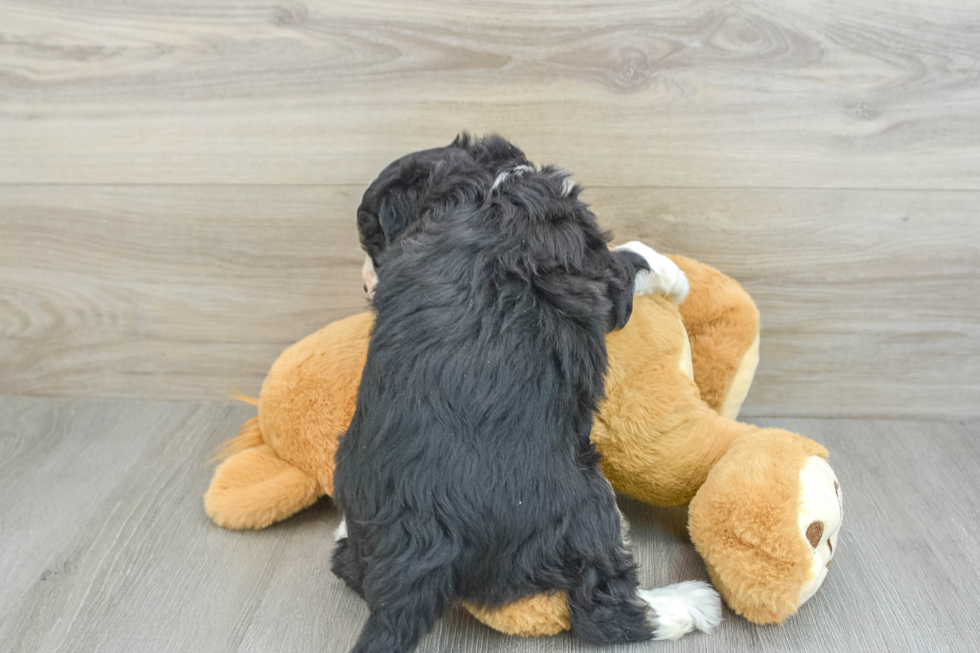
[1,395,978,653]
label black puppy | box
[333,135,719,653]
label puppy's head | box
[357,133,531,289]
[358,135,639,334]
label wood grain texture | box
[589,187,980,418]
[1,395,979,652]
[0,185,369,400]
[2,185,978,417]
[1,0,980,187]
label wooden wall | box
[2,0,978,417]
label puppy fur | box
[334,135,714,652]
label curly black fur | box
[334,135,654,653]
[356,133,531,272]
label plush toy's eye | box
[806,521,824,549]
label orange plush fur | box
[672,255,761,418]
[689,431,828,624]
[205,256,832,630]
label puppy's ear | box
[357,202,388,268]
[357,161,430,267]
[605,250,650,331]
[377,184,420,245]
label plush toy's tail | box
[213,416,263,462]
[204,395,323,530]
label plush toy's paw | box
[465,593,571,637]
[639,581,722,640]
[797,456,842,606]
[614,241,690,304]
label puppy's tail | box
[347,564,456,653]
[639,581,723,640]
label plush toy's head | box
[688,430,841,624]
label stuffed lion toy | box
[205,254,841,631]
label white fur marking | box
[639,581,722,640]
[561,175,575,196]
[797,456,842,606]
[614,241,689,305]
[333,518,348,542]
[361,255,378,296]
[491,164,535,190]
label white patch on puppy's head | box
[560,173,576,197]
[491,164,535,191]
[544,167,576,197]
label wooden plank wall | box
[1,0,979,417]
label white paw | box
[614,241,689,304]
[639,580,722,640]
[797,457,842,606]
[333,518,348,542]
